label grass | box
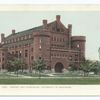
[0,73,16,78]
[0,72,100,84]
[20,72,49,77]
[0,77,100,84]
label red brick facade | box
[0,15,86,72]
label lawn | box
[0,72,100,84]
[0,77,100,84]
[0,73,16,78]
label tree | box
[6,60,15,72]
[91,61,100,74]
[68,63,78,72]
[80,60,93,76]
[20,59,27,73]
[12,58,22,77]
[33,58,46,78]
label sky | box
[0,11,100,60]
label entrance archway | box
[55,62,64,73]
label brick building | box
[0,15,86,73]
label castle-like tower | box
[0,15,86,73]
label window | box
[57,54,59,56]
[8,40,10,43]
[39,38,42,43]
[60,38,62,42]
[19,45,21,48]
[61,28,64,32]
[52,27,55,31]
[75,54,78,57]
[15,45,17,48]
[13,38,14,42]
[77,44,80,48]
[51,37,53,41]
[21,37,23,40]
[2,57,4,61]
[25,35,27,39]
[54,37,56,41]
[31,56,33,60]
[16,38,18,42]
[51,53,53,56]
[63,38,65,42]
[31,48,33,52]
[39,57,41,59]
[57,28,60,32]
[57,38,59,41]
[75,58,78,61]
[29,35,31,38]
[19,37,21,41]
[15,51,18,57]
[12,51,14,54]
[2,53,4,56]
[9,40,11,43]
[69,56,72,61]
[25,50,28,57]
[19,51,22,57]
[39,45,41,49]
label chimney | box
[43,20,47,28]
[12,29,16,34]
[56,15,61,22]
[68,24,72,34]
[1,33,5,42]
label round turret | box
[71,36,86,60]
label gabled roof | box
[5,20,68,40]
[5,25,43,40]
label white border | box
[0,85,100,96]
[0,0,100,4]
[0,4,100,96]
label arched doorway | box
[55,62,64,73]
